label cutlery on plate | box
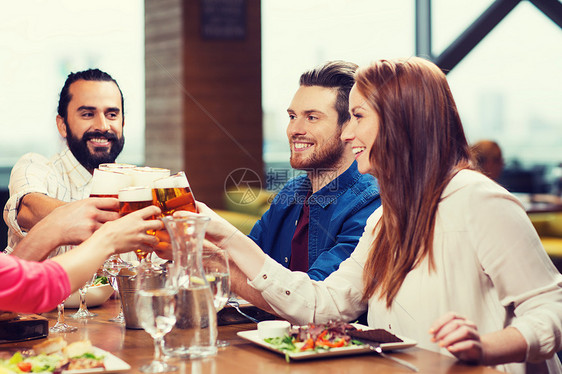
[227,298,260,324]
[360,340,419,372]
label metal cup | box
[116,270,165,330]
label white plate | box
[62,346,131,373]
[65,285,114,309]
[237,326,417,361]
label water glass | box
[136,266,178,373]
[202,248,230,348]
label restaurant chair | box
[215,187,276,235]
[529,212,562,272]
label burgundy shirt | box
[289,190,312,272]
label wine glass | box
[202,248,230,348]
[49,297,77,333]
[136,266,178,373]
[103,255,131,323]
[70,273,98,319]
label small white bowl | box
[257,320,291,340]
[65,284,114,308]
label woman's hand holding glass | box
[95,205,163,255]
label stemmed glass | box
[136,266,178,373]
[49,297,77,333]
[202,248,230,348]
[103,255,131,323]
[70,273,98,319]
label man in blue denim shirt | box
[249,61,381,281]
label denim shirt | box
[249,161,381,281]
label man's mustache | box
[82,131,119,142]
[291,136,314,143]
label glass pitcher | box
[160,216,218,359]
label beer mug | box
[118,186,155,263]
[152,172,197,216]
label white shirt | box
[250,170,562,374]
[3,147,92,256]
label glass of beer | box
[152,171,197,216]
[91,169,134,321]
[118,186,156,265]
[90,168,132,199]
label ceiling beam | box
[434,0,521,74]
[529,0,562,29]
[415,0,434,59]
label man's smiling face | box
[56,80,124,172]
[286,85,346,171]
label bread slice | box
[33,336,67,355]
[63,340,94,358]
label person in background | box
[471,139,504,181]
[247,61,380,280]
[0,202,162,314]
[195,57,562,373]
[4,69,126,259]
[471,140,562,206]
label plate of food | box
[0,337,131,373]
[65,277,113,309]
[237,320,417,361]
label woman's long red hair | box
[358,57,472,307]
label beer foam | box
[99,163,137,170]
[118,186,153,202]
[131,167,171,187]
[153,171,190,188]
[91,169,132,195]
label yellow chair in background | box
[215,188,276,235]
[529,212,562,271]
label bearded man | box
[248,61,381,280]
[3,69,125,259]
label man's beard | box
[66,124,125,172]
[289,133,345,171]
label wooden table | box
[2,300,504,373]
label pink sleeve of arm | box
[0,254,71,313]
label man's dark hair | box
[299,61,358,126]
[57,68,124,123]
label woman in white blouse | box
[195,57,562,373]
